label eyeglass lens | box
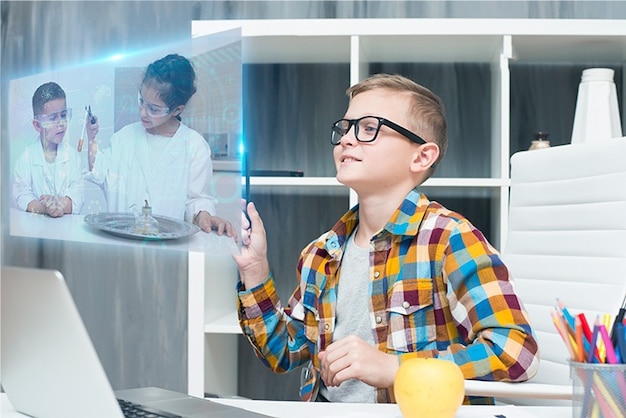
[137,93,169,117]
[38,108,72,127]
[331,117,381,144]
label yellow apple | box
[394,358,465,418]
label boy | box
[12,82,97,217]
[233,74,539,403]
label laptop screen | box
[1,266,273,418]
[1,266,124,418]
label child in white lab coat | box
[12,82,97,217]
[87,54,233,237]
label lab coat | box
[12,139,84,213]
[87,122,217,222]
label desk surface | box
[9,207,239,255]
[1,393,571,418]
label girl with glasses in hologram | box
[86,54,234,237]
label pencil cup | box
[570,361,626,418]
[570,68,622,144]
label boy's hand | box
[232,201,270,289]
[39,195,65,217]
[319,335,399,390]
[26,199,46,214]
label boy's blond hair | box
[347,74,448,170]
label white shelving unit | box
[188,18,626,398]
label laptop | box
[1,266,272,418]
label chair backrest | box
[505,138,626,389]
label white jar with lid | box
[529,131,551,150]
[571,68,622,144]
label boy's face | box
[33,98,69,145]
[333,89,424,193]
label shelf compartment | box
[205,311,241,334]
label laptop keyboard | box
[118,398,182,418]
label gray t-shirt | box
[320,231,377,403]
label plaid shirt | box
[237,188,539,403]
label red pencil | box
[578,313,601,362]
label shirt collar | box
[321,187,432,254]
[381,188,432,237]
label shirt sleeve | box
[84,143,112,186]
[65,149,85,214]
[185,131,217,222]
[237,274,312,374]
[12,150,37,211]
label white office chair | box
[464,138,626,405]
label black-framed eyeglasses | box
[330,116,427,146]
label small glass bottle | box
[529,131,551,150]
[135,200,160,235]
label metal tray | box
[84,212,200,241]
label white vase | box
[570,68,622,144]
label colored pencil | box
[557,298,576,335]
[599,324,618,365]
[575,316,585,362]
[610,293,626,350]
[551,308,577,360]
[588,323,601,364]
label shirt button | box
[374,271,380,278]
[324,323,330,331]
[402,301,410,309]
[375,316,382,324]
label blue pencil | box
[557,299,576,333]
[588,324,600,363]
[616,323,626,364]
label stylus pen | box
[242,149,251,227]
[610,293,626,350]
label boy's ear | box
[32,119,43,134]
[410,142,440,172]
